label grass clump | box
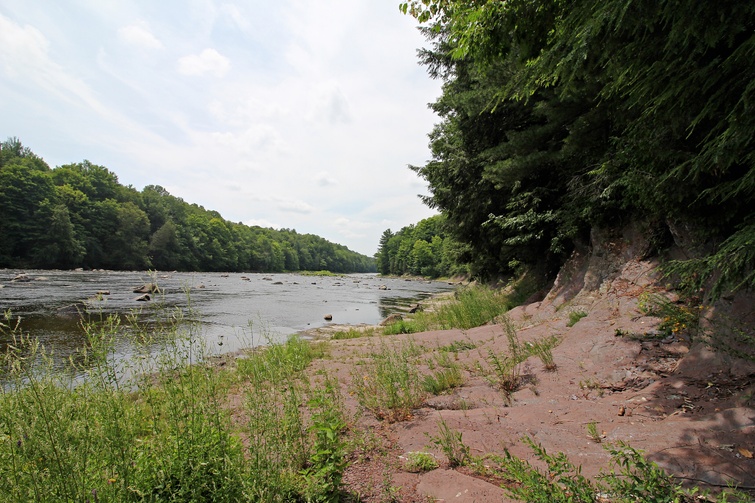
[299,270,340,277]
[402,451,439,473]
[566,309,588,327]
[383,285,512,334]
[438,339,477,353]
[350,340,426,422]
[478,317,561,402]
[428,417,470,468]
[330,327,377,340]
[423,352,464,394]
[525,335,560,371]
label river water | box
[0,269,454,364]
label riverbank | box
[288,259,755,501]
[1,261,753,501]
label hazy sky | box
[0,1,442,256]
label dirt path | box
[303,260,755,502]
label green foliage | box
[637,293,700,338]
[402,451,439,473]
[525,335,559,371]
[302,375,348,502]
[330,327,378,340]
[383,285,512,335]
[479,318,560,402]
[567,310,588,327]
[586,422,602,444]
[375,215,469,278]
[350,340,426,422]
[422,352,464,394]
[428,417,470,468]
[488,436,596,503]
[438,339,477,353]
[474,436,753,503]
[0,310,245,503]
[399,0,755,292]
[0,138,375,273]
[0,302,353,502]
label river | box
[0,269,454,364]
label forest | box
[0,137,375,273]
[381,0,754,295]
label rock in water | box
[133,283,160,294]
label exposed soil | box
[301,259,755,502]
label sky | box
[0,0,443,257]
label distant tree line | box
[375,215,469,278]
[0,138,375,273]
[396,0,754,294]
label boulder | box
[380,313,403,326]
[409,303,423,314]
[324,314,333,321]
[12,274,32,282]
[134,294,151,302]
[133,283,160,294]
[378,285,389,290]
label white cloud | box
[245,218,279,229]
[210,125,285,156]
[0,14,49,77]
[307,83,352,125]
[177,48,230,77]
[118,23,163,50]
[220,3,250,31]
[0,2,442,256]
[314,171,338,187]
[277,199,315,214]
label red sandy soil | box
[302,259,755,502]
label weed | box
[384,285,513,335]
[402,451,439,472]
[473,436,754,503]
[350,340,426,422]
[331,327,377,340]
[586,422,602,443]
[484,349,526,405]
[428,417,470,467]
[438,339,477,353]
[302,374,348,502]
[567,309,588,327]
[479,316,528,404]
[638,292,699,338]
[525,335,560,371]
[422,365,464,395]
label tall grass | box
[383,285,512,334]
[0,300,347,502]
[350,339,426,422]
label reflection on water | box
[0,270,454,377]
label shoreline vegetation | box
[2,281,751,502]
